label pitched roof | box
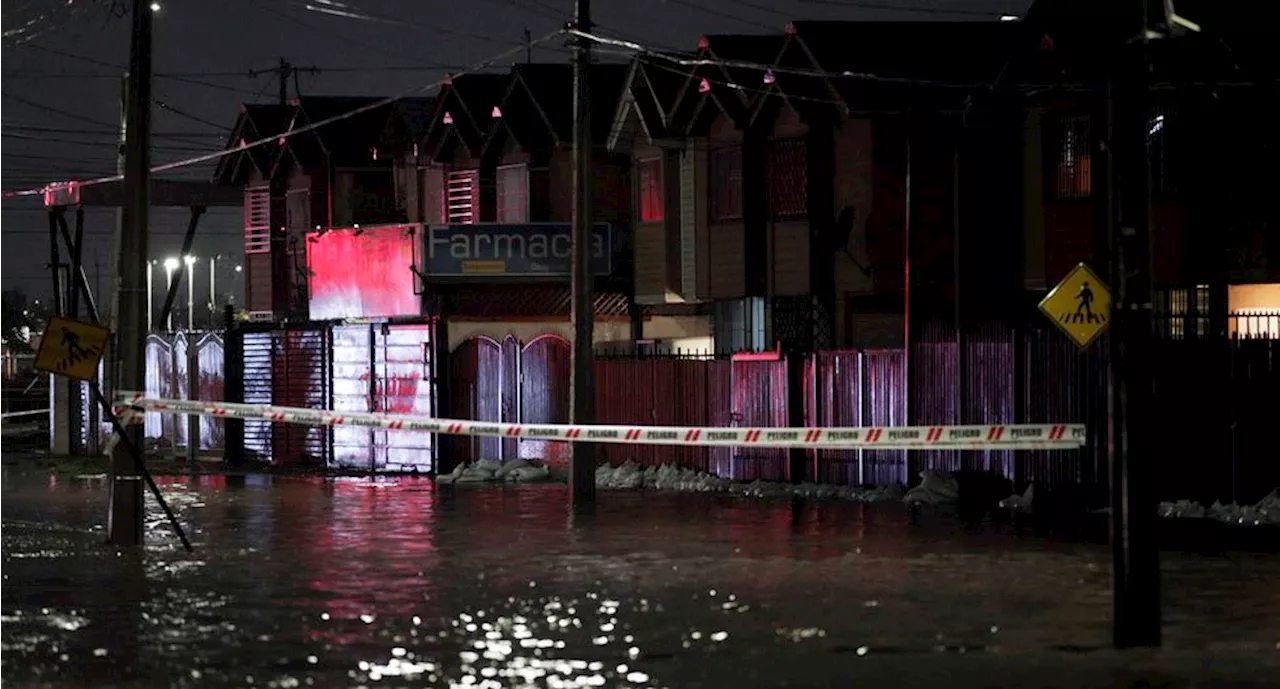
[213,103,293,186]
[669,33,787,135]
[503,63,630,144]
[421,72,510,159]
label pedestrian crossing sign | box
[33,316,110,381]
[1039,263,1111,349]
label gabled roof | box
[393,97,439,142]
[607,57,688,151]
[668,33,787,137]
[481,63,631,157]
[421,73,509,161]
[292,96,391,163]
[213,103,293,186]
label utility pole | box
[569,0,596,505]
[250,58,320,105]
[524,27,533,64]
[109,0,152,546]
[1108,0,1161,648]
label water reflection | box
[3,469,1279,688]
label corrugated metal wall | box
[729,358,788,480]
[594,358,733,473]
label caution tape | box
[115,392,1087,451]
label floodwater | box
[2,469,1278,688]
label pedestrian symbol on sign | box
[1039,263,1111,349]
[1070,281,1104,325]
[33,316,111,382]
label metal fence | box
[142,331,226,452]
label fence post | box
[186,332,199,467]
[222,306,245,467]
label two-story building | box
[218,96,441,471]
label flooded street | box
[3,469,1278,688]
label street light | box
[163,257,180,331]
[184,255,197,331]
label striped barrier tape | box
[115,392,1087,451]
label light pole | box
[208,255,217,327]
[184,254,196,331]
[146,260,154,332]
[163,257,179,331]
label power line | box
[12,43,263,96]
[799,0,1011,17]
[1,93,230,148]
[2,29,566,198]
[154,100,232,132]
[1,124,225,138]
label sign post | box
[33,316,193,552]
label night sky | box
[2,0,1026,302]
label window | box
[1051,114,1092,199]
[709,146,742,220]
[447,169,478,224]
[714,297,768,353]
[243,186,270,254]
[1155,284,1210,339]
[496,164,529,223]
[637,157,663,223]
[766,137,807,219]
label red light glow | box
[307,226,419,320]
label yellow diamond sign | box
[1039,263,1111,349]
[33,316,110,381]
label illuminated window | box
[1155,284,1210,339]
[709,146,742,221]
[1050,113,1092,199]
[766,137,807,219]
[496,164,528,224]
[637,157,663,223]
[447,169,478,224]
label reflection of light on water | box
[342,597,662,689]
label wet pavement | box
[2,468,1279,688]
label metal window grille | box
[709,146,743,220]
[496,164,529,223]
[637,157,663,223]
[1052,114,1092,199]
[244,186,271,254]
[447,169,477,224]
[766,137,807,219]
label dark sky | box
[1,0,1026,301]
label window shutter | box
[244,186,271,254]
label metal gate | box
[231,321,434,470]
[330,322,435,472]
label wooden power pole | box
[108,0,152,546]
[569,0,596,505]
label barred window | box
[766,137,807,219]
[1050,113,1092,199]
[446,169,478,224]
